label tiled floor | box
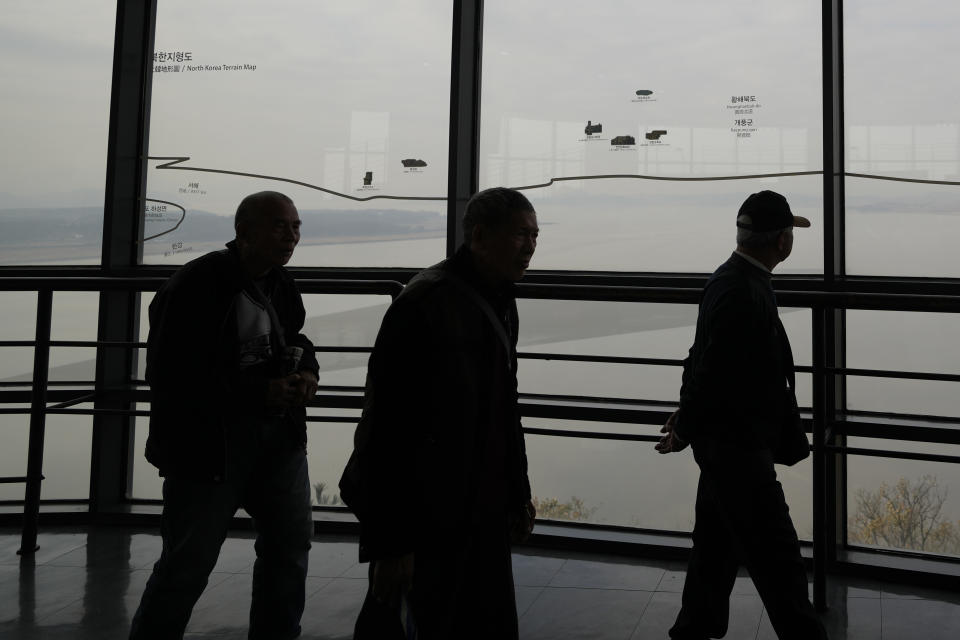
[1,526,959,639]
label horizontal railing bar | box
[47,340,146,348]
[518,283,700,304]
[13,402,960,451]
[311,385,364,394]
[0,381,97,387]
[0,277,168,291]
[518,352,685,366]
[523,427,661,442]
[777,291,960,312]
[5,383,960,450]
[0,350,954,385]
[0,498,86,506]
[0,277,405,296]
[827,367,960,383]
[520,392,676,407]
[2,275,960,308]
[47,393,97,410]
[296,279,404,297]
[44,408,150,417]
[516,357,812,375]
[837,422,960,445]
[844,409,960,426]
[828,446,960,465]
[517,283,960,312]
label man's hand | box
[511,499,536,543]
[372,553,414,602]
[266,370,318,408]
[266,373,305,408]
[656,409,688,454]
[294,369,318,405]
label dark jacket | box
[345,245,532,561]
[145,240,319,480]
[675,252,798,450]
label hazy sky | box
[1,0,958,272]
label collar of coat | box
[448,244,518,305]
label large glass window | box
[523,421,814,540]
[846,311,960,417]
[0,291,100,502]
[845,1,960,276]
[525,426,700,531]
[481,0,822,273]
[844,307,960,558]
[0,1,115,265]
[8,2,960,587]
[0,291,38,501]
[847,442,960,558]
[143,0,452,267]
[131,291,390,501]
[517,300,694,401]
[515,299,813,536]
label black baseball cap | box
[736,190,811,232]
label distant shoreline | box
[0,230,446,266]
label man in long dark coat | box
[130,191,319,639]
[342,187,539,639]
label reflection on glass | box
[525,430,699,530]
[847,445,960,557]
[50,292,101,342]
[130,294,389,500]
[41,415,93,500]
[845,2,960,276]
[144,1,452,267]
[0,1,115,265]
[846,179,960,276]
[523,425,813,540]
[305,412,357,509]
[482,0,822,272]
[520,361,683,402]
[847,311,960,375]
[0,417,30,501]
[131,413,158,500]
[846,311,960,417]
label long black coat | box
[347,246,532,562]
[145,241,319,481]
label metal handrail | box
[517,281,960,313]
[0,277,404,555]
[1,274,959,589]
[2,275,960,310]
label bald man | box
[131,191,319,640]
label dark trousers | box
[414,523,518,640]
[670,441,828,640]
[129,431,312,640]
[354,522,518,640]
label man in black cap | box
[657,190,828,639]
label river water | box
[1,234,958,546]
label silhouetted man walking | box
[130,191,319,639]
[341,187,539,640]
[657,191,828,639]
